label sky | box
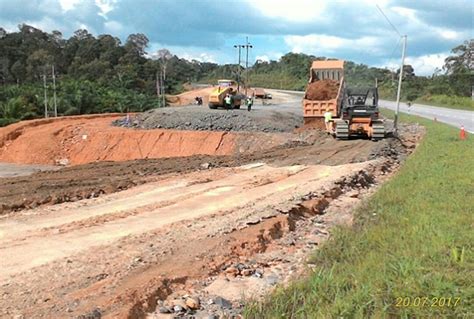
[0,0,472,75]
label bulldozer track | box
[371,121,385,141]
[335,121,349,140]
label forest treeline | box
[0,24,472,125]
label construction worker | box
[246,97,253,112]
[324,111,332,134]
[224,94,232,110]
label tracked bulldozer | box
[333,87,385,140]
[302,60,385,140]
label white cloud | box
[255,51,284,62]
[246,0,328,22]
[256,55,270,62]
[405,52,448,76]
[285,34,382,55]
[247,0,390,23]
[391,6,417,21]
[379,52,448,76]
[95,0,117,17]
[58,0,81,11]
[147,44,222,64]
[180,52,217,63]
[20,16,66,33]
[104,20,123,34]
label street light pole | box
[394,35,407,133]
[43,73,48,118]
[244,37,253,96]
[234,44,244,91]
[52,64,57,117]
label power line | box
[388,37,402,63]
[376,4,407,134]
[376,4,401,37]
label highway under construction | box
[0,86,425,318]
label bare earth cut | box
[0,95,423,318]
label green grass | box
[415,95,474,111]
[244,112,474,318]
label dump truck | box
[208,79,244,109]
[302,60,345,128]
[253,88,271,99]
[302,60,385,140]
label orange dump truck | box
[302,60,345,127]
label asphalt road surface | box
[380,100,474,133]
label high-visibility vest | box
[324,112,332,122]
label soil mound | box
[305,79,340,100]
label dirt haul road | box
[0,91,423,318]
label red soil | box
[305,79,340,100]
[0,114,236,165]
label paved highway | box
[380,100,474,133]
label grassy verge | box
[244,112,473,318]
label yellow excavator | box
[208,79,244,109]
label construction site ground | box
[0,89,423,318]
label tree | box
[442,39,473,96]
[125,33,149,57]
[444,39,473,74]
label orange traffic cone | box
[460,125,466,140]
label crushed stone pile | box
[305,79,340,100]
[114,107,302,133]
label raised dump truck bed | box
[302,60,345,124]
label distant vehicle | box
[208,80,244,109]
[253,88,272,99]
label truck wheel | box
[233,105,240,109]
[208,104,217,109]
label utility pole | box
[394,35,407,133]
[43,74,48,118]
[156,71,161,97]
[234,44,244,91]
[244,37,253,96]
[52,65,57,117]
[161,67,165,107]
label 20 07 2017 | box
[395,297,461,307]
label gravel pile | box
[114,106,302,133]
